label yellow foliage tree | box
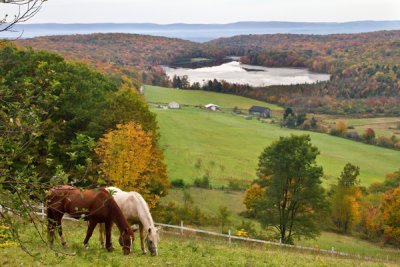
[381,186,400,246]
[95,121,169,207]
[330,163,361,233]
[336,120,347,136]
[243,183,265,211]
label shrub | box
[346,131,363,141]
[329,127,340,136]
[377,136,393,148]
[171,179,186,188]
[363,128,376,144]
[226,179,249,191]
[193,175,211,189]
[336,121,347,136]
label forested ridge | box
[17,30,400,114]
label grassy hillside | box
[1,221,395,266]
[162,188,400,262]
[145,85,282,110]
[146,86,400,186]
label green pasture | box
[0,221,396,266]
[144,85,282,110]
[151,105,399,187]
[163,188,400,262]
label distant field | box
[151,106,400,187]
[1,221,396,266]
[320,116,400,138]
[162,188,400,262]
[144,85,282,110]
[146,86,400,187]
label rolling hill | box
[7,21,400,41]
[145,85,400,187]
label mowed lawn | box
[144,85,282,110]
[152,105,400,187]
[1,221,396,266]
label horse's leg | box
[139,223,146,255]
[57,216,68,248]
[47,208,56,248]
[99,223,105,249]
[83,220,97,249]
[105,221,114,252]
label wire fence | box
[0,204,393,263]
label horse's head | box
[119,227,135,255]
[146,226,160,256]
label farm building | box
[168,102,180,109]
[205,103,220,111]
[249,106,272,118]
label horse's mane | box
[99,188,132,234]
[130,192,155,227]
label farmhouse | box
[168,102,180,109]
[249,106,271,118]
[205,103,220,111]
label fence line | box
[0,204,390,263]
[154,222,390,263]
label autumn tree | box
[251,135,327,244]
[381,186,400,246]
[95,121,169,207]
[363,128,376,144]
[336,121,347,136]
[243,183,264,215]
[330,163,362,233]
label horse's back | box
[47,186,111,219]
[107,189,147,224]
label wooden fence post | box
[228,229,231,244]
[40,203,45,220]
[180,221,184,236]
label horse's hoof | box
[83,244,89,250]
[107,247,114,252]
[142,251,147,255]
[62,243,68,249]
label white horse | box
[99,187,160,256]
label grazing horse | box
[46,185,134,255]
[99,187,159,256]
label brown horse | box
[46,185,134,255]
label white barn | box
[205,103,220,111]
[168,102,180,109]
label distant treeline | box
[171,75,400,115]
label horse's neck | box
[134,195,154,230]
[109,199,130,232]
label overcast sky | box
[12,0,400,24]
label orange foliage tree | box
[243,183,265,212]
[336,121,347,136]
[95,121,169,207]
[381,187,400,246]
